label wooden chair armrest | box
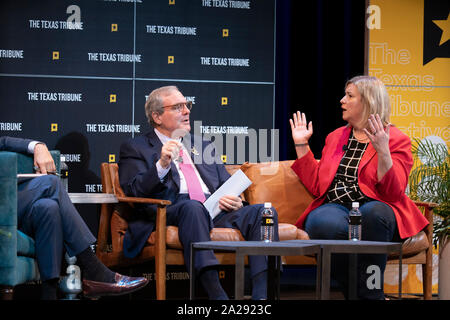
[412,200,439,209]
[96,196,170,253]
[412,200,437,249]
[116,196,171,206]
[412,200,438,225]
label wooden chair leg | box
[0,286,14,300]
[422,206,433,300]
[422,262,432,300]
[155,205,167,300]
[155,252,166,300]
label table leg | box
[315,251,322,300]
[348,253,357,300]
[276,256,281,299]
[267,256,274,300]
[235,251,245,300]
[321,248,331,300]
[267,256,280,300]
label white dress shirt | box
[28,141,44,153]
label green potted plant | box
[408,137,449,300]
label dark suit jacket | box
[118,130,231,257]
[0,136,33,153]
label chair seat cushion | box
[14,256,40,285]
[148,226,245,249]
[388,230,429,259]
[149,223,311,248]
[279,223,310,240]
[17,230,35,257]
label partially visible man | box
[0,136,148,299]
[119,86,279,300]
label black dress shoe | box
[83,273,148,298]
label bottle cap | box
[352,202,359,208]
[264,202,272,208]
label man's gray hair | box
[145,85,179,127]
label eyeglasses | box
[163,101,193,112]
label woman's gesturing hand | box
[363,114,393,181]
[363,114,390,156]
[289,111,313,145]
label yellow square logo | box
[221,97,228,105]
[52,51,59,60]
[110,94,116,103]
[219,271,225,279]
[222,29,229,37]
[111,24,118,32]
[168,56,174,64]
[169,0,175,4]
[109,154,116,163]
[221,155,227,163]
[51,123,58,132]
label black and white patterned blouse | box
[326,131,371,205]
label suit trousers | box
[167,194,279,278]
[304,201,399,299]
[17,175,96,281]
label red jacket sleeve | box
[374,134,413,202]
[291,150,321,197]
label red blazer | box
[291,125,429,239]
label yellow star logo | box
[433,12,450,46]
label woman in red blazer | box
[289,76,429,299]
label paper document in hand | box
[203,169,252,220]
[17,173,49,182]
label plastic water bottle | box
[60,155,69,192]
[261,202,274,242]
[348,202,362,241]
[59,253,82,300]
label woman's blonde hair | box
[346,76,391,127]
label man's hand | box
[34,143,56,174]
[219,195,243,212]
[159,140,182,169]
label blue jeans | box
[304,201,399,299]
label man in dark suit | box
[0,136,148,299]
[119,86,279,300]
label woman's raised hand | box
[289,111,313,145]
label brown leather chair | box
[97,163,307,300]
[97,163,171,300]
[240,160,435,300]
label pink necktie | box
[178,148,206,202]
